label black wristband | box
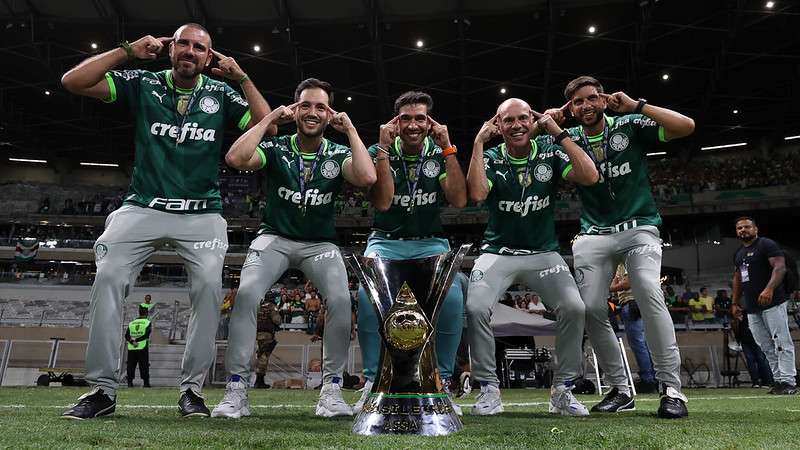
[634,98,647,114]
[555,130,570,144]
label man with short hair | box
[140,294,154,312]
[254,299,282,389]
[60,23,271,419]
[466,98,599,417]
[698,287,715,322]
[545,75,695,418]
[353,90,467,415]
[732,217,796,394]
[212,78,376,418]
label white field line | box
[0,395,795,410]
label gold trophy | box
[346,244,471,436]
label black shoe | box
[657,387,688,419]
[773,382,798,395]
[62,388,116,420]
[768,383,777,394]
[143,383,151,388]
[127,381,134,388]
[254,375,269,389]
[590,388,635,412]
[178,389,210,417]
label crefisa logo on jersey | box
[422,160,440,178]
[534,163,552,182]
[320,159,340,179]
[609,133,629,151]
[198,96,220,114]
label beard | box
[737,232,754,242]
[298,121,325,138]
[581,110,604,128]
[172,56,203,80]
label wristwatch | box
[634,98,648,114]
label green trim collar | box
[585,115,615,142]
[290,134,328,160]
[164,70,205,93]
[393,136,432,160]
[500,139,538,164]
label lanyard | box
[291,134,327,214]
[500,140,535,207]
[394,137,430,213]
[169,72,200,147]
[579,117,616,200]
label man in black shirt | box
[732,216,796,394]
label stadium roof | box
[1,0,798,165]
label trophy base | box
[352,392,464,436]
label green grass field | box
[0,387,798,449]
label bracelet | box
[376,145,391,156]
[634,98,647,114]
[442,145,457,157]
[119,41,134,59]
[238,73,250,84]
[374,156,389,162]
[554,130,570,143]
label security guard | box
[254,299,282,388]
[126,306,152,388]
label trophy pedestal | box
[353,393,463,436]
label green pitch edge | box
[369,393,448,399]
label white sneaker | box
[211,380,250,418]
[549,384,589,417]
[442,379,463,416]
[316,382,354,417]
[471,383,503,416]
[353,380,373,414]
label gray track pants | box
[225,234,351,384]
[749,302,797,385]
[572,225,681,390]
[466,251,585,386]
[85,205,228,397]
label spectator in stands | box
[290,292,306,325]
[254,298,282,389]
[733,216,796,395]
[731,303,774,388]
[38,197,50,214]
[714,289,733,324]
[681,286,698,305]
[688,295,711,323]
[140,294,154,312]
[218,288,236,340]
[305,291,322,335]
[527,295,546,315]
[698,287,715,322]
[667,286,690,324]
[125,305,151,388]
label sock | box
[617,386,631,396]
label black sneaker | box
[590,388,635,412]
[179,389,210,417]
[62,388,116,420]
[657,387,688,419]
[773,382,798,395]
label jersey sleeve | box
[103,69,145,110]
[761,238,784,258]
[483,147,499,194]
[433,146,448,182]
[223,83,252,131]
[367,143,380,159]
[336,143,354,179]
[255,137,281,170]
[629,113,668,145]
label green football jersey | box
[480,136,573,255]
[255,134,352,241]
[104,69,251,213]
[368,136,448,238]
[567,114,667,233]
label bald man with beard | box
[465,98,599,416]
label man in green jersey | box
[546,76,695,418]
[351,91,467,415]
[212,78,376,419]
[60,24,271,419]
[466,98,599,416]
